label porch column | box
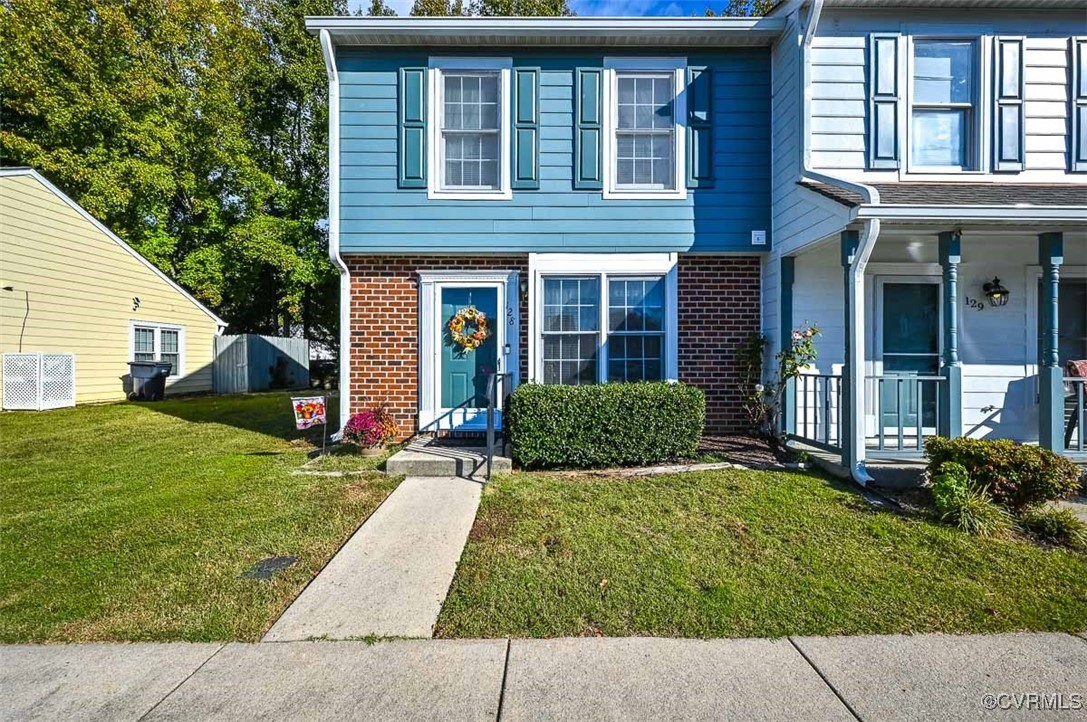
[938,231,962,438]
[840,230,859,467]
[780,256,796,437]
[1039,232,1064,452]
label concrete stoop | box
[385,437,512,478]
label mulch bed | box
[698,434,793,467]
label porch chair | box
[1065,360,1087,449]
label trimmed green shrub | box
[1019,507,1087,551]
[508,382,705,469]
[924,437,1082,511]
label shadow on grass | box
[136,391,340,445]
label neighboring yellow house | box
[0,168,226,405]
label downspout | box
[320,29,351,437]
[796,0,878,484]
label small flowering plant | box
[343,406,399,448]
[737,324,820,440]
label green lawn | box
[436,469,1087,639]
[0,393,399,643]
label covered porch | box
[777,184,1087,482]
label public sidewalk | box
[3,632,1085,721]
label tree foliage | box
[365,0,398,15]
[704,0,778,15]
[409,0,571,15]
[0,0,345,345]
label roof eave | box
[855,205,1087,223]
[304,16,788,46]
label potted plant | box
[342,406,398,457]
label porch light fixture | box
[983,277,1009,307]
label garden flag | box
[291,396,327,430]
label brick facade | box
[344,254,760,439]
[677,256,762,433]
[345,255,528,439]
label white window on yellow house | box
[130,322,185,377]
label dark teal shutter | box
[868,34,900,169]
[398,67,426,189]
[993,38,1025,172]
[686,66,713,188]
[512,67,540,190]
[1072,39,1087,172]
[574,68,603,190]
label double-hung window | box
[910,39,978,170]
[131,322,183,376]
[604,58,686,199]
[536,257,676,386]
[429,58,511,199]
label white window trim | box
[904,35,990,175]
[603,57,688,200]
[128,321,186,379]
[427,56,513,201]
[527,253,679,384]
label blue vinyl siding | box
[336,49,772,254]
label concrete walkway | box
[264,476,482,641]
[3,632,1085,721]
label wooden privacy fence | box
[213,334,309,394]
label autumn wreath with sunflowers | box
[448,305,492,351]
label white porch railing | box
[785,373,946,457]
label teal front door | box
[439,286,500,428]
[881,282,940,430]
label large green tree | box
[0,0,346,344]
[704,0,778,15]
[409,0,571,15]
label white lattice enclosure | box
[2,353,76,410]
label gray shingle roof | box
[799,181,1087,208]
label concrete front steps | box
[385,436,512,478]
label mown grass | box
[436,469,1087,638]
[0,393,400,643]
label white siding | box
[808,9,1087,182]
[787,230,1087,444]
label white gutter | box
[795,0,876,485]
[320,29,350,437]
[856,205,1087,222]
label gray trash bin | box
[128,362,172,401]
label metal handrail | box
[485,372,511,481]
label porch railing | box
[788,374,844,453]
[867,375,945,455]
[1064,377,1086,454]
[785,373,946,457]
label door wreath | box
[448,306,492,351]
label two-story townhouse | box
[765,0,1087,482]
[308,17,784,440]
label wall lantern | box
[983,277,1009,307]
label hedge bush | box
[924,437,1082,511]
[507,382,705,469]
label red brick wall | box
[344,255,528,439]
[345,253,761,439]
[677,255,762,433]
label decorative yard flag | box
[291,396,327,430]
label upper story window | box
[428,58,511,200]
[909,39,979,170]
[603,58,687,200]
